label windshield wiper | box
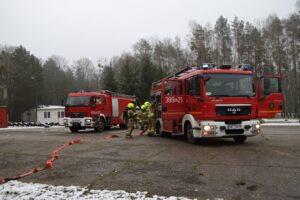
[210,94,231,97]
[235,94,255,98]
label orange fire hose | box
[0,139,80,185]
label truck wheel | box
[70,127,79,133]
[95,118,105,132]
[233,136,247,143]
[186,123,198,144]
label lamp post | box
[31,77,38,123]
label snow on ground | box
[0,126,64,131]
[0,181,223,200]
[261,118,299,123]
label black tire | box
[69,127,79,133]
[186,123,199,144]
[95,117,105,132]
[233,136,247,143]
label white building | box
[37,105,65,125]
[22,105,65,125]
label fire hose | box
[0,129,146,185]
[0,139,80,185]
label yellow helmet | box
[141,105,146,110]
[127,103,134,108]
[144,101,150,107]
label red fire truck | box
[64,90,136,133]
[150,64,283,143]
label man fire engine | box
[150,64,283,143]
[64,90,136,133]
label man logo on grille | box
[227,107,241,114]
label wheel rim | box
[99,119,105,131]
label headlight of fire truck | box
[202,125,217,136]
[63,119,68,124]
[251,122,261,134]
[85,119,91,123]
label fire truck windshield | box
[204,73,255,97]
[65,96,91,107]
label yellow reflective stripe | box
[163,112,185,115]
[189,112,203,115]
[259,110,282,113]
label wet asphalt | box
[0,126,299,200]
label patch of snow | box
[0,181,221,200]
[0,126,65,131]
[261,123,300,126]
[261,118,299,123]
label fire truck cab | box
[64,90,136,133]
[150,64,283,143]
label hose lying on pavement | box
[0,139,80,185]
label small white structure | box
[22,105,65,125]
[37,105,65,125]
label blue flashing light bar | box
[203,63,209,69]
[242,64,250,71]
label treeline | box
[0,4,299,121]
[0,47,101,121]
[101,10,300,117]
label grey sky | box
[0,0,297,65]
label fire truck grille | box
[70,112,84,118]
[215,105,251,116]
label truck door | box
[186,76,205,119]
[257,76,283,118]
[161,79,185,133]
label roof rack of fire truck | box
[152,67,192,87]
[99,90,136,99]
[151,63,251,87]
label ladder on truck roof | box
[99,90,136,99]
[152,66,193,87]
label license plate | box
[71,120,80,123]
[227,124,242,129]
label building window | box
[44,112,50,118]
[58,111,64,118]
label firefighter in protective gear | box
[126,103,136,138]
[134,106,140,129]
[147,103,156,136]
[139,105,148,131]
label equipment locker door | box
[161,79,185,133]
[257,76,283,118]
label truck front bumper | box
[192,120,261,138]
[63,117,95,128]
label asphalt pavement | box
[0,126,299,200]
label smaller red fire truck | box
[64,90,136,133]
[150,64,283,143]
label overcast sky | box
[0,0,297,65]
